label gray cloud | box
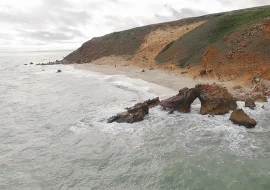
[0,0,269,52]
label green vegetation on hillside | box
[155,6,270,68]
[210,7,270,42]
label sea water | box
[0,51,270,190]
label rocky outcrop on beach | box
[109,83,239,123]
[230,109,257,128]
[107,98,160,123]
[108,103,149,124]
[160,84,237,115]
[196,84,237,115]
[36,59,71,66]
[160,88,200,113]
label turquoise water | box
[0,51,270,190]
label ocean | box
[1,51,270,190]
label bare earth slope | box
[65,6,270,82]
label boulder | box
[30,62,33,65]
[160,88,200,113]
[196,84,237,115]
[57,69,62,73]
[230,109,256,128]
[108,103,149,123]
[142,69,145,72]
[245,98,256,109]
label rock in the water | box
[108,103,149,123]
[230,109,256,128]
[141,97,160,108]
[245,98,256,109]
[108,97,160,123]
[24,64,27,65]
[196,84,237,115]
[30,62,33,65]
[160,88,200,113]
[160,84,237,115]
[57,69,62,73]
[142,69,145,72]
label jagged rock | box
[230,109,256,128]
[160,84,237,115]
[108,103,149,123]
[196,84,237,115]
[245,98,256,109]
[160,88,200,113]
[141,97,160,108]
[108,98,160,124]
[57,69,62,73]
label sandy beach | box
[73,63,236,94]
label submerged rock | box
[196,84,237,115]
[245,98,256,109]
[230,109,256,128]
[57,69,62,73]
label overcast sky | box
[0,0,269,52]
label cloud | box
[0,0,269,52]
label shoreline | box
[73,63,236,95]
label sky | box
[0,0,269,52]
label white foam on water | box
[38,64,177,99]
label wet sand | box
[73,63,235,92]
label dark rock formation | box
[30,62,33,65]
[142,69,145,72]
[160,84,237,115]
[36,59,71,66]
[57,69,62,73]
[108,97,160,123]
[230,109,256,128]
[245,98,256,109]
[160,88,200,113]
[196,84,237,115]
[108,103,149,123]
[24,64,27,65]
[141,97,160,108]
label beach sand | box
[73,63,236,96]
